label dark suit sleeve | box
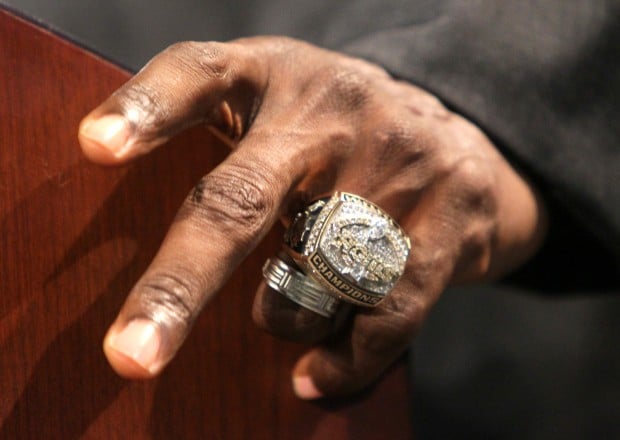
[335,0,620,291]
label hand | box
[78,37,547,399]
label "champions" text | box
[310,253,381,305]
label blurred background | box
[3,1,619,438]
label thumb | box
[290,305,419,399]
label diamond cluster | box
[305,193,410,297]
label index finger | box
[78,40,268,164]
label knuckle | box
[451,156,488,185]
[165,41,231,80]
[450,157,497,214]
[193,42,232,79]
[429,149,498,213]
[114,82,167,132]
[186,162,277,238]
[373,121,423,163]
[428,143,457,178]
[319,65,371,112]
[137,272,202,326]
[374,122,411,151]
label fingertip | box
[103,319,163,379]
[292,375,324,400]
[78,114,131,165]
[292,353,325,400]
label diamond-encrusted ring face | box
[287,192,411,307]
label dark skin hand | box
[78,37,547,399]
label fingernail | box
[109,319,161,371]
[293,376,324,400]
[80,114,130,156]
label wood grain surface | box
[0,7,412,439]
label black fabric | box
[412,285,620,439]
[334,0,620,290]
[3,0,619,437]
